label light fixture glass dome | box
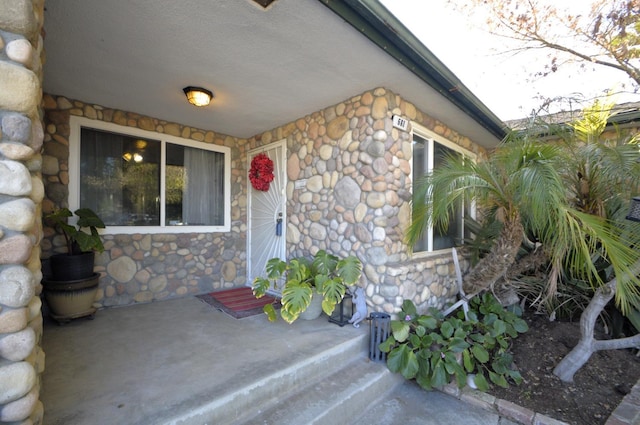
[183,86,213,107]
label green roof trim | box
[319,0,508,140]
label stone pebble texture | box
[0,0,47,424]
[42,87,485,316]
[7,3,490,423]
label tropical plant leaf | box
[280,305,298,324]
[320,277,346,316]
[281,282,312,319]
[440,321,454,338]
[417,315,437,329]
[491,319,506,337]
[448,337,470,352]
[402,300,418,318]
[489,371,509,388]
[252,277,271,298]
[312,250,338,275]
[378,335,396,353]
[391,320,411,342]
[507,369,523,385]
[263,303,278,322]
[265,258,286,280]
[462,348,474,372]
[474,373,490,392]
[513,318,529,333]
[471,344,490,364]
[387,345,419,379]
[431,359,447,388]
[336,255,362,285]
[75,207,106,229]
[416,375,433,390]
[288,258,311,283]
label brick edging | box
[439,377,640,425]
[605,380,640,425]
[439,382,569,425]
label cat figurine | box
[348,286,367,328]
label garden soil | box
[489,311,640,425]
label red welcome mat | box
[196,287,279,319]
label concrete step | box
[239,357,404,425]
[168,330,375,425]
[351,381,515,425]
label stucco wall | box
[0,0,46,423]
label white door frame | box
[246,140,287,287]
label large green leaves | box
[46,207,106,253]
[252,277,271,298]
[319,277,346,316]
[387,345,419,379]
[391,320,411,342]
[280,281,313,323]
[409,101,640,315]
[250,250,362,323]
[336,255,362,285]
[383,296,527,392]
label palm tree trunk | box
[463,216,524,294]
[553,260,640,382]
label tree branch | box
[593,333,640,351]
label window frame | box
[69,116,232,234]
[410,122,476,257]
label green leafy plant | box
[252,250,362,323]
[47,208,106,254]
[379,293,528,391]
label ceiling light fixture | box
[183,86,213,107]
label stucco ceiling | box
[42,0,503,147]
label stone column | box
[0,0,46,423]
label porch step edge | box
[239,358,404,425]
[164,331,369,425]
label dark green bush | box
[379,293,528,391]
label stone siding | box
[0,0,46,423]
[249,87,484,315]
[41,87,485,317]
[42,95,248,307]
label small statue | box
[348,286,367,328]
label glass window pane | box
[411,132,466,253]
[80,128,160,226]
[165,143,225,226]
[433,143,462,250]
[412,134,429,252]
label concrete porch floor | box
[40,296,515,425]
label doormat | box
[196,287,279,319]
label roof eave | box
[319,0,508,141]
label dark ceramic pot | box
[48,251,95,281]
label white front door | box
[247,141,287,289]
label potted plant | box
[46,207,105,281]
[42,207,105,323]
[252,250,362,323]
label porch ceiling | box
[42,0,504,147]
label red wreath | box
[249,153,275,191]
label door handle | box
[276,213,282,236]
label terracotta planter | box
[299,295,323,320]
[43,273,99,324]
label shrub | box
[379,293,528,391]
[252,250,362,323]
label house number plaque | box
[392,115,408,131]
